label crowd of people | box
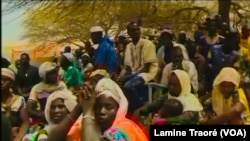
[1,14,250,141]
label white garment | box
[168,69,203,112]
[161,60,198,92]
[156,42,189,68]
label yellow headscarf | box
[89,69,110,78]
[212,67,250,124]
[168,69,203,112]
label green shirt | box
[63,65,83,87]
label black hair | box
[162,99,183,117]
[20,53,30,60]
[1,57,11,68]
[126,21,139,30]
[64,46,71,53]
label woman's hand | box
[79,82,96,115]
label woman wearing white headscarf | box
[201,67,250,124]
[27,62,67,126]
[47,76,149,141]
[1,68,29,141]
[139,69,203,125]
[23,89,77,141]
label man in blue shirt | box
[89,26,117,77]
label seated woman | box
[27,62,67,125]
[1,68,29,141]
[201,67,250,124]
[81,53,94,79]
[23,89,79,141]
[47,77,149,141]
[138,69,203,125]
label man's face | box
[178,33,186,43]
[90,32,102,44]
[160,32,172,44]
[172,48,183,64]
[207,22,217,35]
[20,55,29,67]
[127,24,141,40]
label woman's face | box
[45,68,59,84]
[1,76,12,91]
[95,95,119,130]
[219,81,236,99]
[50,98,69,124]
[168,73,182,97]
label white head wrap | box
[38,62,58,80]
[44,89,77,125]
[95,78,128,123]
[90,26,104,33]
[1,68,15,81]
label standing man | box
[15,53,40,101]
[120,21,158,113]
[89,26,117,77]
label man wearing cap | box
[1,68,29,141]
[155,28,189,83]
[89,26,117,76]
[120,21,158,113]
[157,28,189,67]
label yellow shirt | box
[124,38,158,82]
[240,37,250,56]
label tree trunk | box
[218,0,231,27]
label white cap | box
[90,26,104,33]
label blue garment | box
[209,44,240,72]
[93,36,117,75]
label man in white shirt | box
[161,46,198,94]
[119,21,158,113]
